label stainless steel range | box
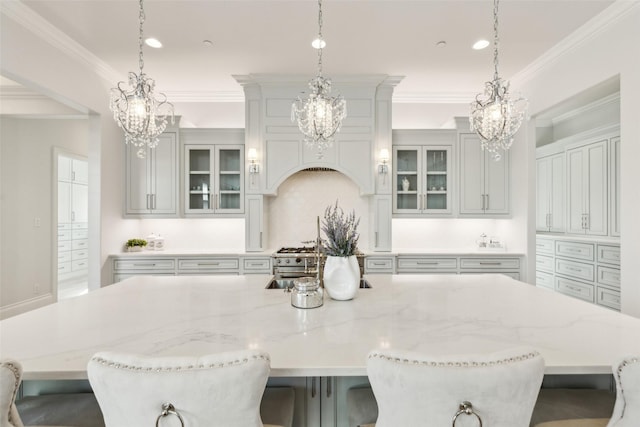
[272,246,365,280]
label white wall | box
[518,4,640,316]
[0,117,88,316]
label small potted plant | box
[321,201,360,300]
[125,238,147,252]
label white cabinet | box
[184,144,244,215]
[395,254,522,279]
[125,131,179,217]
[459,133,509,215]
[536,153,565,232]
[393,145,453,215]
[567,140,608,235]
[372,195,392,251]
[57,154,88,284]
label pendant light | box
[291,0,347,159]
[109,0,174,159]
[470,0,528,161]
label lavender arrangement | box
[321,201,360,257]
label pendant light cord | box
[138,0,145,74]
[493,0,500,81]
[317,0,323,76]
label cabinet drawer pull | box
[417,261,438,265]
[479,262,502,266]
[372,262,387,266]
[566,285,584,293]
[134,263,156,267]
[566,267,582,273]
[248,263,264,267]
[197,263,220,267]
[76,263,85,267]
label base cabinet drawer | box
[555,277,594,303]
[242,257,271,273]
[555,241,594,261]
[460,258,520,270]
[597,266,620,289]
[177,258,240,272]
[597,245,620,266]
[72,259,88,271]
[536,271,554,290]
[58,262,72,274]
[555,258,594,282]
[536,238,554,255]
[58,251,72,263]
[597,287,621,311]
[365,257,394,273]
[114,259,175,271]
[397,257,457,272]
[536,255,554,273]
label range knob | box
[295,257,302,264]
[285,259,290,264]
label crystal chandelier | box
[291,0,347,159]
[109,0,174,159]
[470,0,528,161]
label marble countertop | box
[2,274,639,380]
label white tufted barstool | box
[1,359,25,427]
[367,347,545,427]
[88,349,284,427]
[533,356,640,427]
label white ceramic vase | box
[323,255,359,300]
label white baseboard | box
[0,293,54,320]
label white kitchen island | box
[2,273,640,379]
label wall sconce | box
[248,148,259,174]
[378,148,389,174]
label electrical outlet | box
[34,217,41,227]
[34,283,39,294]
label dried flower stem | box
[321,201,360,257]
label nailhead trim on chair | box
[91,354,270,371]
[3,360,21,427]
[614,356,639,419]
[367,351,540,367]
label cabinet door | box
[484,147,509,214]
[58,181,72,223]
[459,134,485,214]
[72,158,88,184]
[567,147,585,234]
[373,195,392,251]
[185,145,215,214]
[125,145,152,215]
[149,132,178,215]
[71,183,88,223]
[215,146,244,213]
[423,147,452,214]
[585,140,607,236]
[393,147,421,213]
[549,154,566,232]
[536,157,551,231]
[58,156,72,181]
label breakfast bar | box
[2,274,640,380]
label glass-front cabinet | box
[184,144,244,215]
[393,145,452,215]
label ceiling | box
[17,0,615,98]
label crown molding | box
[0,86,49,100]
[511,1,640,87]
[551,91,620,126]
[0,0,124,85]
[392,92,476,104]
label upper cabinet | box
[181,129,245,217]
[567,139,608,236]
[393,146,453,215]
[125,131,179,217]
[536,153,565,232]
[184,144,244,215]
[459,133,510,216]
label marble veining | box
[2,274,640,380]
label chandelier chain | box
[138,0,145,73]
[493,0,499,81]
[317,0,323,76]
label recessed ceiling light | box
[473,39,490,50]
[203,40,214,47]
[311,38,326,49]
[436,41,447,48]
[144,38,162,48]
